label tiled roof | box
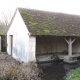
[19,8,80,36]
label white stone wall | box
[28,36,36,62]
[73,38,80,53]
[7,9,30,63]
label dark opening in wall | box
[1,35,7,52]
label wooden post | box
[64,38,76,56]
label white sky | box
[0,0,80,22]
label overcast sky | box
[0,0,80,22]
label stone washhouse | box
[7,8,80,63]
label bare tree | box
[0,11,12,34]
[0,11,12,52]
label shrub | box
[0,64,20,80]
[0,54,42,80]
[64,67,80,80]
[61,50,68,55]
[18,62,42,80]
[61,50,75,55]
[0,59,42,80]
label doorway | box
[10,35,13,55]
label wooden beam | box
[64,38,76,56]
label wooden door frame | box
[10,35,13,56]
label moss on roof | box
[19,8,80,36]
